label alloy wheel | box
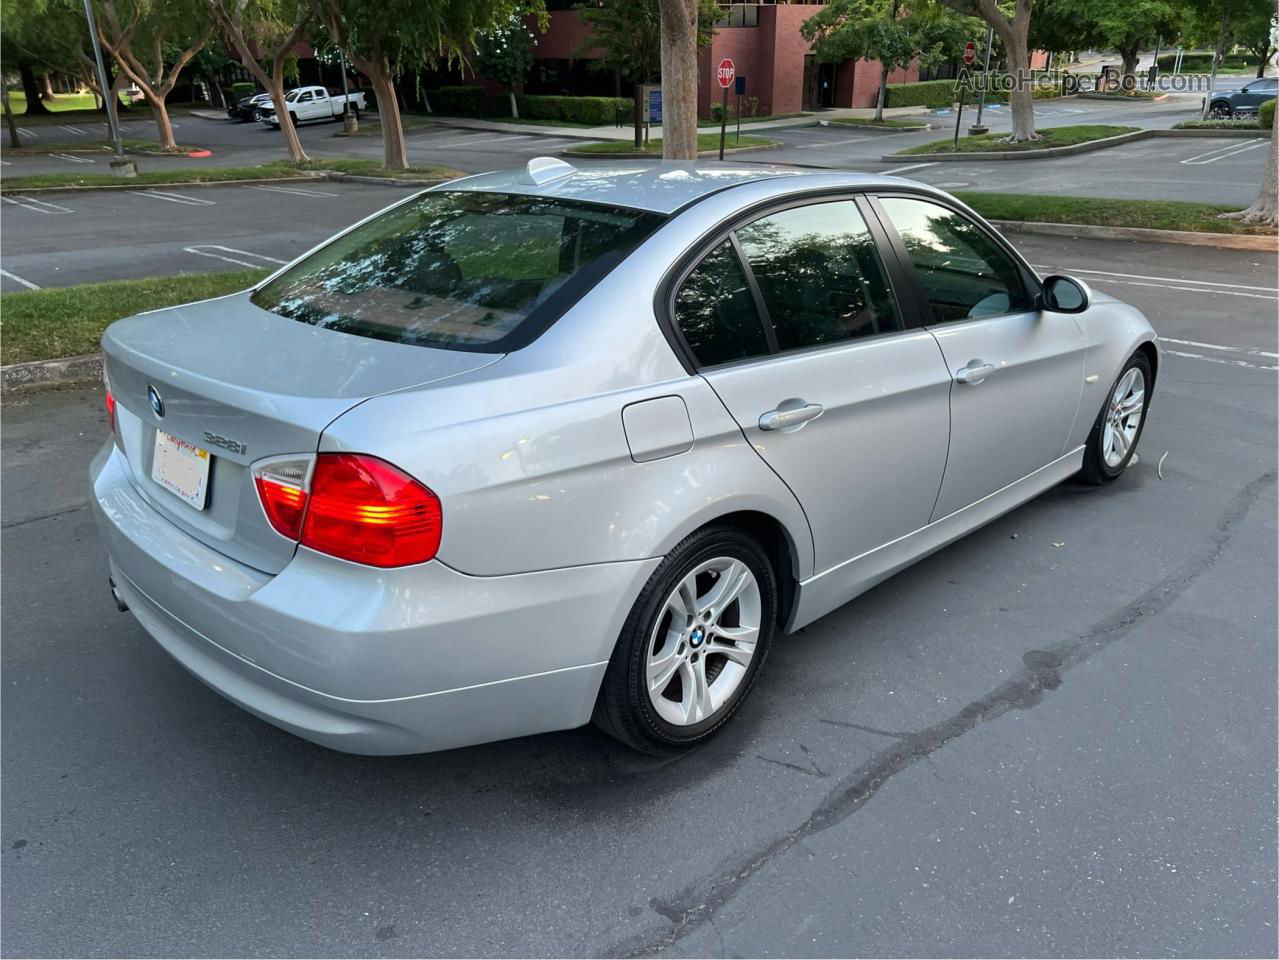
[645,557,762,727]
[1102,366,1145,468]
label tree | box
[206,0,312,162]
[473,14,535,119]
[1232,2,1278,77]
[312,0,544,171]
[575,0,717,146]
[94,0,214,151]
[1088,0,1182,86]
[657,0,701,159]
[1221,109,1277,226]
[803,0,967,123]
[933,0,1037,141]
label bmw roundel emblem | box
[147,385,165,418]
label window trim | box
[867,190,1044,328]
[656,189,916,373]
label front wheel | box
[593,526,777,754]
[1079,351,1152,484]
[1209,101,1234,119]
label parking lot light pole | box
[339,48,357,135]
[81,0,135,176]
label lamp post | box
[81,0,135,176]
[969,26,995,135]
[339,47,357,134]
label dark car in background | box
[227,92,273,122]
[1206,76,1278,117]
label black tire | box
[593,525,777,754]
[1209,101,1233,119]
[1079,350,1152,485]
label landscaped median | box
[0,158,464,193]
[564,133,780,158]
[955,192,1276,237]
[896,124,1139,156]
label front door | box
[873,195,1086,520]
[671,197,952,573]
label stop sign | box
[717,58,736,89]
[963,41,976,65]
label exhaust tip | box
[108,577,129,613]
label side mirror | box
[1039,274,1091,314]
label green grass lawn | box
[698,112,811,128]
[956,191,1273,236]
[1,137,204,155]
[898,124,1138,155]
[1173,117,1267,130]
[827,116,929,129]
[1,270,269,366]
[0,157,462,192]
[567,133,779,155]
[8,91,101,113]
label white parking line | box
[183,245,287,268]
[57,124,87,135]
[251,184,341,198]
[1033,264,1279,302]
[887,161,940,175]
[1161,348,1278,371]
[129,190,216,206]
[1,195,73,214]
[16,127,36,138]
[1043,266,1278,294]
[0,268,41,290]
[49,152,95,164]
[1158,336,1279,359]
[1180,139,1267,165]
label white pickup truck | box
[258,86,367,128]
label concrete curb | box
[819,120,930,133]
[989,219,1278,251]
[563,142,782,160]
[1077,92,1170,103]
[323,172,452,187]
[883,126,1267,161]
[2,354,102,392]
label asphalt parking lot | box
[3,235,1275,957]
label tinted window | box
[880,197,1030,324]
[252,191,664,352]
[673,241,770,366]
[735,200,901,350]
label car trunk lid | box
[103,290,500,574]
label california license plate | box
[151,431,211,509]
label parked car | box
[227,91,272,122]
[1206,76,1278,117]
[92,161,1158,756]
[258,85,366,128]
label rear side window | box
[879,196,1030,324]
[673,240,771,366]
[252,191,665,352]
[735,200,901,350]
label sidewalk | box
[387,106,930,141]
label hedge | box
[433,86,486,117]
[230,81,256,100]
[883,79,959,108]
[1261,98,1276,129]
[514,94,632,126]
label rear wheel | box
[1079,351,1151,484]
[594,525,777,754]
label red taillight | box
[252,453,442,568]
[105,388,116,434]
[301,454,442,567]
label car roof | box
[440,161,928,215]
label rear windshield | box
[251,191,666,353]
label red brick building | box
[510,2,924,120]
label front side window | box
[735,200,901,350]
[879,196,1031,324]
[673,241,770,366]
[252,192,665,352]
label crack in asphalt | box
[1,502,88,529]
[613,469,1276,958]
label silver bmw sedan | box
[92,161,1157,755]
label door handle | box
[955,360,997,385]
[759,400,824,432]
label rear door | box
[670,196,953,573]
[871,194,1085,520]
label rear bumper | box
[91,441,659,754]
